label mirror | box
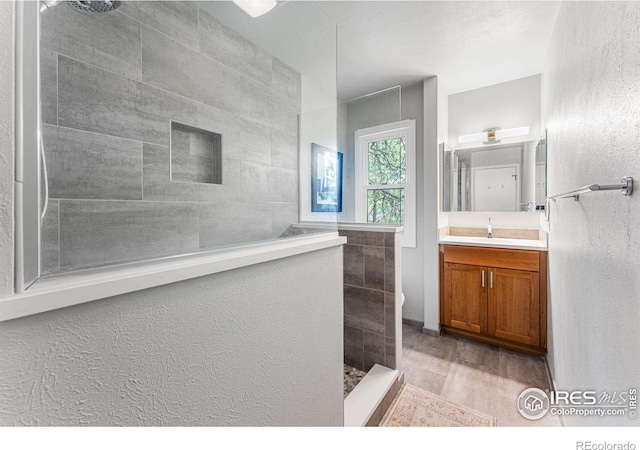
[442,132,547,212]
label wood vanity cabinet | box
[440,245,547,355]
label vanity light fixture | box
[233,0,277,18]
[458,126,530,145]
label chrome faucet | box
[487,218,493,239]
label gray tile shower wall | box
[341,230,398,371]
[40,3,143,81]
[40,1,301,275]
[197,11,273,87]
[119,1,199,49]
[59,200,200,271]
[141,143,242,203]
[40,50,57,125]
[43,124,143,200]
[40,201,60,275]
[57,54,199,146]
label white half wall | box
[543,1,640,426]
[0,247,344,425]
[0,0,14,298]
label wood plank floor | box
[401,325,561,426]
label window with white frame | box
[355,120,416,247]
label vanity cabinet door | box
[487,268,540,347]
[443,263,487,335]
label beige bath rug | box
[380,384,497,427]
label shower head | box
[68,0,122,13]
[40,0,121,13]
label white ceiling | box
[200,1,561,101]
[317,1,561,100]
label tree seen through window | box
[367,138,406,225]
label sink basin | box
[439,235,547,250]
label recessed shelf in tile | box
[170,121,222,185]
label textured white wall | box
[0,248,344,425]
[543,1,640,426]
[0,1,14,298]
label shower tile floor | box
[344,364,367,398]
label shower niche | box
[170,122,222,185]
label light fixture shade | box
[495,126,530,140]
[458,126,530,145]
[458,131,488,144]
[233,0,277,18]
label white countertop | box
[439,235,547,250]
